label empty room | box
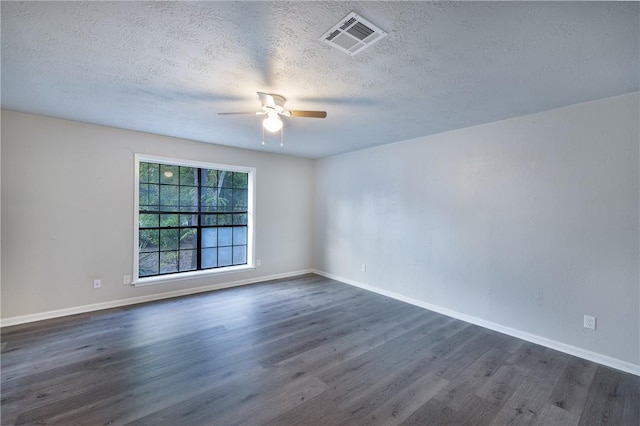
[1,1,638,425]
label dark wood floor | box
[1,274,638,425]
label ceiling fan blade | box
[217,112,258,115]
[289,110,327,118]
[257,92,276,108]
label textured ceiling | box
[2,1,638,158]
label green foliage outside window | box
[138,161,249,278]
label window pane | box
[148,184,159,207]
[202,214,217,226]
[139,229,159,252]
[179,250,197,271]
[159,185,179,210]
[221,171,234,188]
[180,166,198,186]
[140,162,149,183]
[233,227,247,245]
[233,213,247,225]
[201,169,218,188]
[218,247,232,266]
[218,227,232,246]
[234,172,248,189]
[160,251,178,274]
[139,252,159,276]
[233,245,247,265]
[202,228,217,248]
[200,187,218,211]
[202,248,217,268]
[140,214,158,228]
[180,228,197,250]
[218,188,233,212]
[218,214,232,226]
[160,229,179,251]
[217,170,233,188]
[180,214,198,226]
[160,214,178,227]
[233,189,248,212]
[139,184,149,207]
[179,187,198,211]
[148,163,159,183]
[160,165,179,184]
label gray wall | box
[313,93,639,366]
[1,110,314,318]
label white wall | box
[313,93,639,368]
[1,110,314,319]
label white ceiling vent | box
[320,12,388,56]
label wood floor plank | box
[264,389,354,426]
[399,398,457,425]
[452,394,504,425]
[475,363,526,407]
[317,315,463,387]
[577,366,631,426]
[547,356,598,416]
[535,402,580,426]
[490,383,575,426]
[433,345,512,411]
[1,274,638,426]
[283,306,434,374]
[621,370,640,426]
[123,366,326,426]
[355,371,449,425]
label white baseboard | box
[0,269,313,328]
[312,269,640,377]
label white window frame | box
[133,154,256,286]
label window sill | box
[133,264,255,287]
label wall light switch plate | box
[93,279,102,289]
[123,275,132,285]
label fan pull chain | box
[280,125,284,147]
[261,125,265,146]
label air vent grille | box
[347,22,374,40]
[320,12,387,56]
[326,30,340,41]
[340,18,357,30]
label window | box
[134,155,254,284]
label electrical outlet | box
[93,279,102,289]
[584,315,596,330]
[361,263,366,272]
[123,275,132,285]
[256,259,261,267]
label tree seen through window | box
[138,161,249,278]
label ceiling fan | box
[218,92,327,134]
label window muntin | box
[135,156,253,282]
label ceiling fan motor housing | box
[269,94,286,107]
[259,93,288,115]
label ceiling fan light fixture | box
[263,112,283,133]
